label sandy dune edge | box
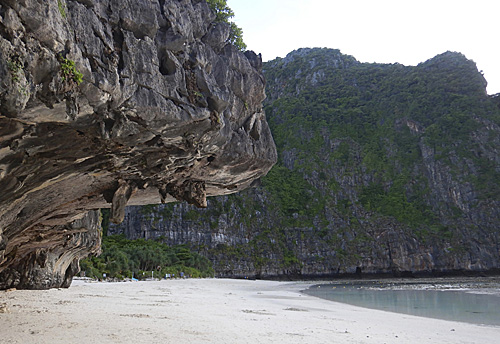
[1,278,498,343]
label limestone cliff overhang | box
[0,0,277,289]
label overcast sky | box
[227,0,500,94]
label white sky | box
[227,0,500,94]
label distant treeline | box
[80,212,214,280]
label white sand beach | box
[1,278,499,344]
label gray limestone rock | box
[108,49,500,280]
[0,0,276,289]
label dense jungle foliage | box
[80,211,214,280]
[262,48,500,229]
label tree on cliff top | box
[207,0,247,51]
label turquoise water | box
[304,279,500,326]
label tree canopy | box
[206,0,247,51]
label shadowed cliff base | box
[0,0,276,289]
[235,268,500,282]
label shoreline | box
[1,278,499,343]
[303,277,500,327]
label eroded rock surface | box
[110,49,500,279]
[0,0,276,289]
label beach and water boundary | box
[1,278,499,344]
[304,277,500,327]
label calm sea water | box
[304,278,500,326]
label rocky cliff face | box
[110,48,500,279]
[0,0,276,289]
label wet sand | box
[1,278,499,343]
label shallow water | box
[304,278,500,326]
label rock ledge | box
[0,0,276,289]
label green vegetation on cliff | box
[206,0,246,51]
[108,48,500,277]
[263,48,499,229]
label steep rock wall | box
[0,0,276,289]
[110,49,500,279]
